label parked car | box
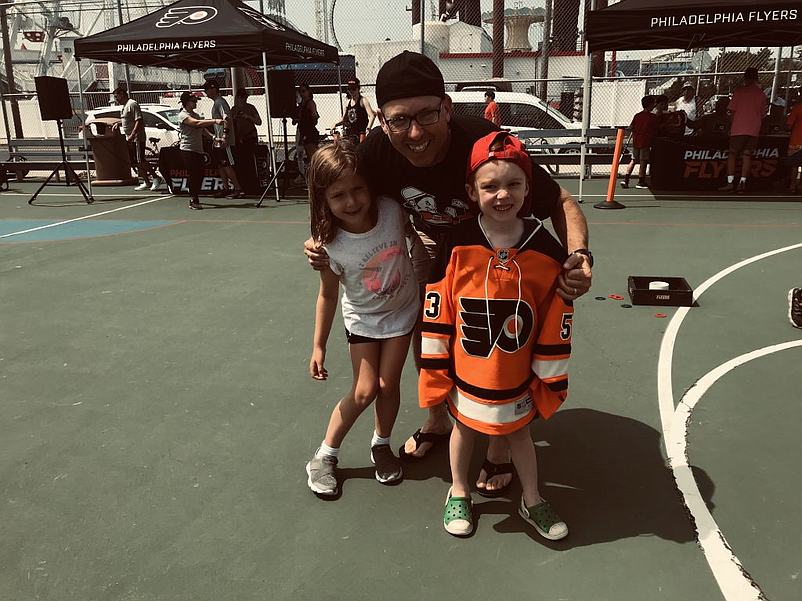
[449,91,608,172]
[83,104,181,153]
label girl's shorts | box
[345,328,414,344]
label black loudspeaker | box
[267,71,297,118]
[34,76,73,121]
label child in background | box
[305,141,420,497]
[419,131,573,538]
[621,95,658,189]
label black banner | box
[650,135,790,191]
[158,144,270,196]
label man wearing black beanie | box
[305,51,591,494]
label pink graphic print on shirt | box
[362,246,404,296]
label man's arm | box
[550,187,592,301]
[129,118,144,143]
[362,97,377,131]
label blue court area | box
[0,218,180,243]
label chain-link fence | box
[2,0,801,178]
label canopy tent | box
[578,0,802,204]
[73,0,339,202]
[586,0,802,52]
[74,0,338,69]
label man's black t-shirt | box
[358,115,561,237]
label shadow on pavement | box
[487,408,707,548]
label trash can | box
[86,117,138,186]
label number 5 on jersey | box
[560,313,573,340]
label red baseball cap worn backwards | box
[467,131,533,215]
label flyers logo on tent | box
[156,6,219,28]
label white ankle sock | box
[316,442,339,458]
[727,175,734,183]
[371,432,390,447]
[740,177,747,183]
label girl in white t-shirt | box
[305,141,421,498]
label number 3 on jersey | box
[424,291,441,319]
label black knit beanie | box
[375,51,445,107]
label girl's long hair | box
[308,140,373,245]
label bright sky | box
[282,0,476,52]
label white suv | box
[84,104,181,154]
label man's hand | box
[310,348,327,380]
[556,252,592,301]
[304,237,330,271]
[111,123,120,132]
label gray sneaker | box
[789,288,802,329]
[370,444,403,484]
[306,453,338,496]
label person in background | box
[203,80,245,199]
[112,87,162,192]
[177,91,225,210]
[719,67,767,194]
[233,88,262,147]
[655,94,685,137]
[296,84,321,169]
[332,78,376,145]
[675,83,697,135]
[786,97,802,194]
[687,97,731,136]
[621,95,658,189]
[483,89,500,126]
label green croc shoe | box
[443,487,473,537]
[519,496,568,540]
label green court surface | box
[1,180,800,601]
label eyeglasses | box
[383,101,443,133]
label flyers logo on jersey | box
[156,7,218,28]
[459,297,534,357]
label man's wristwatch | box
[571,248,594,268]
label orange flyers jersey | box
[418,217,572,435]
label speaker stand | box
[256,117,289,208]
[29,119,93,205]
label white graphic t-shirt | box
[326,196,420,338]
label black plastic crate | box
[627,276,694,307]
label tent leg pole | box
[77,58,94,201]
[261,51,279,204]
[336,64,343,116]
[578,5,594,204]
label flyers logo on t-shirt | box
[459,297,534,358]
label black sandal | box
[476,458,514,498]
[398,429,450,461]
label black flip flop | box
[476,458,514,498]
[398,429,450,461]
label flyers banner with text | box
[650,136,790,191]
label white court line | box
[657,242,802,600]
[667,340,802,601]
[0,196,169,240]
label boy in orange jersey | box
[419,131,573,539]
